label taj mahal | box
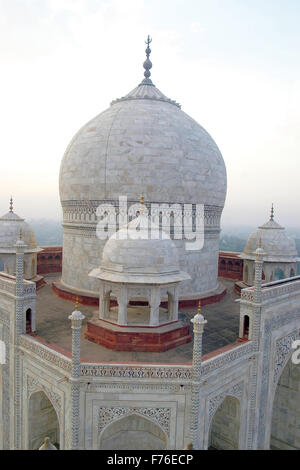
[0,38,299,451]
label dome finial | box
[9,196,13,213]
[75,296,79,311]
[139,35,154,86]
[270,203,274,221]
[197,300,201,315]
[140,194,145,205]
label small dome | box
[0,206,38,254]
[91,215,190,284]
[242,215,300,263]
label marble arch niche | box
[28,391,60,450]
[209,395,241,450]
[99,413,168,450]
[270,358,300,450]
[274,268,284,281]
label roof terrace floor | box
[35,275,241,364]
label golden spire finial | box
[140,194,145,205]
[75,296,79,311]
[259,238,262,248]
[197,300,201,315]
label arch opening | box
[99,413,168,450]
[209,395,241,450]
[26,309,32,334]
[243,315,250,339]
[28,391,60,450]
[274,268,284,281]
[290,268,295,277]
[270,357,300,450]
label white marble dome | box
[58,47,227,297]
[94,217,191,284]
[0,209,38,254]
[59,84,226,206]
[243,218,300,263]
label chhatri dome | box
[87,198,191,349]
[240,204,299,284]
[0,197,41,279]
[58,37,227,299]
[91,196,190,284]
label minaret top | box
[191,301,207,327]
[139,35,154,87]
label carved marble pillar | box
[99,282,106,319]
[190,304,207,449]
[172,286,179,321]
[69,306,85,450]
[150,286,161,326]
[117,286,128,326]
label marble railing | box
[241,278,300,304]
[0,276,15,295]
[0,276,36,297]
[19,335,72,372]
[19,335,252,381]
[201,341,253,376]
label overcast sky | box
[0,0,299,228]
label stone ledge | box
[85,319,191,352]
[52,279,227,309]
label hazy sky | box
[0,0,299,228]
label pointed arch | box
[270,354,300,449]
[28,390,60,450]
[99,412,168,450]
[209,395,241,450]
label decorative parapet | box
[0,275,36,298]
[23,283,36,298]
[80,363,192,381]
[19,335,254,383]
[19,335,72,372]
[241,277,300,305]
[0,276,16,295]
[201,342,253,377]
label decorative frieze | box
[98,406,171,436]
[81,364,192,380]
